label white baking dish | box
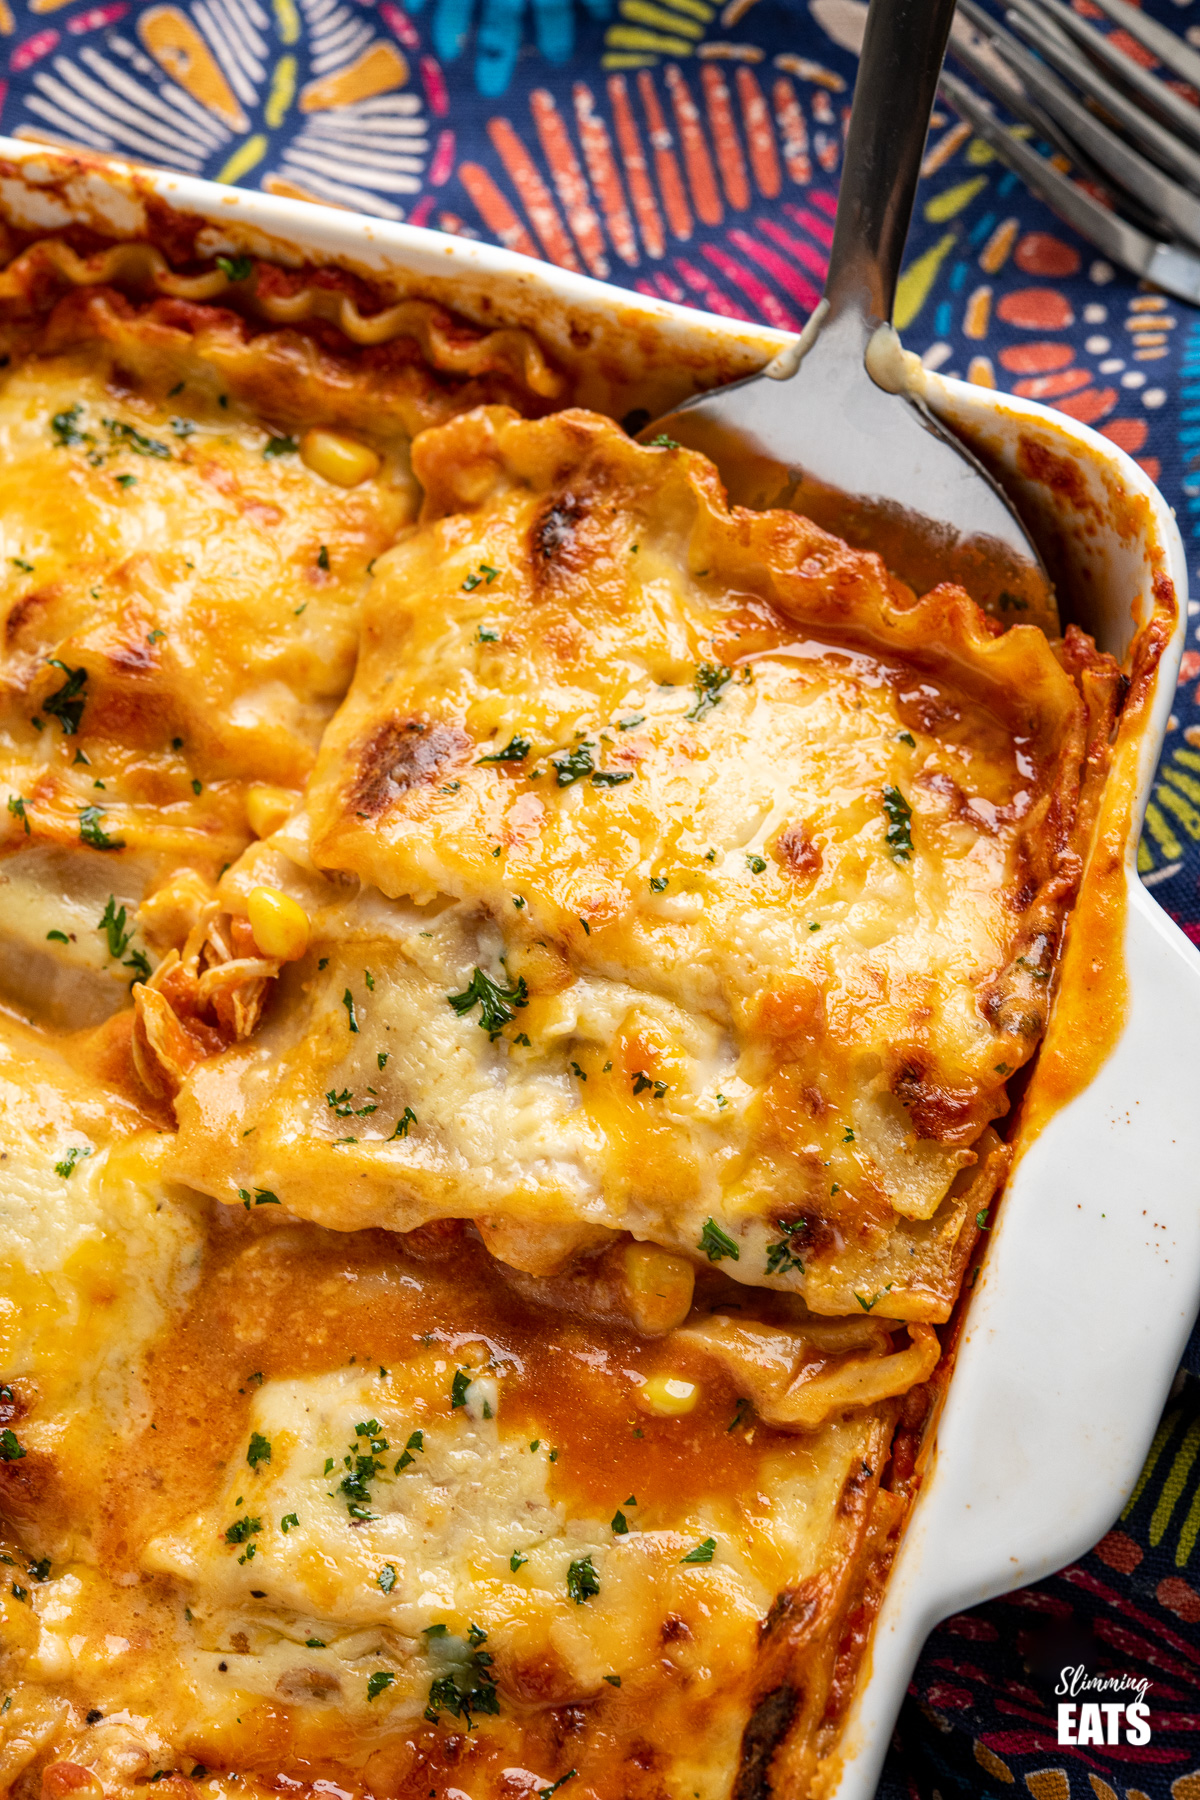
[1,140,1197,1799]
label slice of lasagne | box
[159,405,1117,1318]
[0,242,559,1027]
[0,1012,918,1800]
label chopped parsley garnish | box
[699,1217,739,1262]
[78,806,124,850]
[1016,955,1050,981]
[592,769,634,786]
[0,1429,25,1462]
[617,714,644,730]
[463,562,500,592]
[317,544,329,570]
[237,1188,280,1208]
[305,1638,325,1649]
[223,1516,261,1545]
[366,1671,395,1701]
[450,1368,471,1409]
[567,1557,600,1604]
[116,474,136,489]
[377,1563,397,1594]
[843,1128,855,1142]
[727,1397,751,1433]
[570,1061,587,1082]
[246,1433,271,1470]
[103,418,171,459]
[746,854,767,874]
[325,1087,377,1119]
[43,659,88,734]
[343,989,360,1032]
[263,436,299,459]
[170,417,194,438]
[99,895,132,959]
[11,1584,27,1602]
[10,557,32,573]
[27,1558,50,1583]
[280,1513,299,1532]
[339,1453,381,1521]
[51,404,90,448]
[216,254,253,282]
[7,796,30,835]
[631,1070,668,1099]
[46,930,69,944]
[649,434,680,448]
[551,742,594,786]
[391,1107,417,1140]
[539,1774,578,1799]
[424,1629,499,1724]
[686,662,732,721]
[680,1537,716,1564]
[447,966,528,1039]
[477,735,530,764]
[976,1208,990,1230]
[611,1509,628,1534]
[54,1146,91,1180]
[898,731,916,747]
[377,1051,389,1070]
[765,1218,806,1277]
[854,1284,894,1313]
[603,1675,622,1688]
[882,785,913,862]
[510,1551,528,1572]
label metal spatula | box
[643,0,1052,624]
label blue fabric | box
[3,0,1200,1785]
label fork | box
[946,0,1200,303]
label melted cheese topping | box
[0,265,1122,1800]
[0,288,556,1031]
[0,1012,894,1800]
[167,407,1090,1318]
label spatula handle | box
[824,0,959,329]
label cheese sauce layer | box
[0,1016,904,1800]
[161,407,1116,1318]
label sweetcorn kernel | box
[622,1244,695,1335]
[638,1373,700,1417]
[299,428,381,488]
[246,784,298,839]
[247,886,310,962]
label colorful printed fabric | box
[2,0,1200,1789]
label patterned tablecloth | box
[1,0,1199,1788]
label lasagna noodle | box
[162,406,1102,1318]
[0,285,560,1027]
[0,1016,910,1800]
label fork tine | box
[961,4,1200,251]
[952,6,1147,206]
[1007,0,1200,156]
[937,68,1200,304]
[1081,0,1200,98]
[1003,0,1200,191]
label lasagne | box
[0,229,1123,1800]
